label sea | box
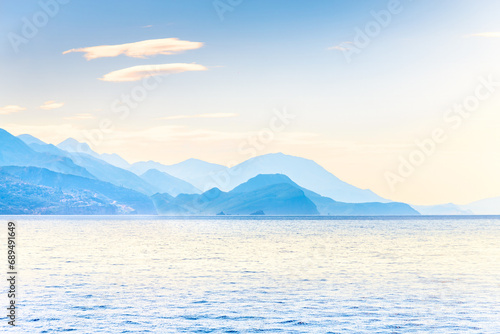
[1,216,499,333]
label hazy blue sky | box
[2,0,500,204]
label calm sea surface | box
[2,216,500,333]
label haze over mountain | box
[57,138,131,169]
[461,197,500,215]
[152,174,418,216]
[63,152,157,195]
[152,175,320,216]
[19,134,200,197]
[140,169,201,196]
[230,174,418,215]
[131,153,388,203]
[0,129,93,179]
[0,166,156,214]
[15,136,158,195]
[131,158,227,192]
[3,128,498,216]
[17,134,47,146]
[411,204,473,215]
[225,153,388,203]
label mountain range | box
[0,128,497,215]
[151,174,417,216]
[129,153,387,203]
[0,166,155,214]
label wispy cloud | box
[99,63,207,82]
[327,41,353,51]
[63,37,203,60]
[64,113,95,120]
[160,113,238,120]
[464,32,500,38]
[0,105,26,115]
[40,101,64,110]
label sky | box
[1,0,500,205]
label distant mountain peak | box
[250,173,292,181]
[263,152,290,157]
[253,152,311,160]
[140,168,201,196]
[231,173,298,194]
[0,128,94,179]
[56,138,131,169]
[203,187,223,196]
[58,138,95,156]
[226,154,387,203]
[58,137,79,145]
[141,168,163,176]
[17,134,47,145]
[185,158,204,162]
[175,157,225,168]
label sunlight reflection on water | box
[4,217,500,333]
